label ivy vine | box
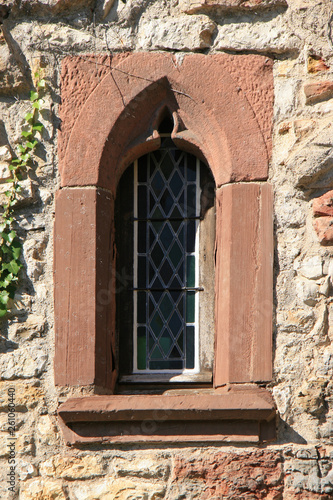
[0,71,45,318]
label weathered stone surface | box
[299,256,323,280]
[36,415,60,447]
[40,454,105,479]
[0,30,27,96]
[313,190,333,217]
[171,450,283,499]
[114,455,170,480]
[0,179,36,207]
[304,81,333,104]
[20,479,67,500]
[0,346,47,380]
[10,0,95,17]
[0,381,44,411]
[314,218,333,245]
[295,278,319,307]
[214,15,300,54]
[180,0,287,13]
[70,479,166,500]
[308,55,329,74]
[9,314,45,341]
[138,16,217,50]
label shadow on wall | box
[278,418,307,444]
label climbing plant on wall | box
[0,72,45,318]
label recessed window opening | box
[116,124,215,384]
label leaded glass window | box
[115,131,215,383]
[133,136,200,373]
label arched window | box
[116,118,215,385]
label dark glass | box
[137,291,146,324]
[138,221,146,253]
[160,223,173,250]
[170,345,182,359]
[151,309,163,335]
[186,220,196,253]
[186,255,195,287]
[160,292,173,321]
[187,154,196,181]
[151,345,163,360]
[151,242,164,269]
[169,241,183,268]
[160,260,173,286]
[187,185,196,217]
[149,360,183,370]
[186,291,195,323]
[137,256,146,288]
[169,170,183,197]
[186,326,195,369]
[137,327,146,370]
[138,186,147,218]
[169,311,182,336]
[151,170,165,197]
[138,156,147,182]
[160,154,174,180]
[160,329,173,357]
[160,188,174,216]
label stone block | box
[299,256,323,279]
[314,217,333,245]
[114,455,171,480]
[179,0,287,13]
[9,315,45,341]
[0,37,28,96]
[308,55,329,74]
[0,381,44,411]
[304,81,333,104]
[70,479,166,500]
[171,450,283,499]
[313,190,333,217]
[36,415,60,447]
[0,179,36,208]
[19,479,67,500]
[0,347,47,380]
[138,16,217,50]
[40,454,105,480]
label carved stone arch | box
[59,53,273,191]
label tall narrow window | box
[133,135,200,373]
[116,128,215,385]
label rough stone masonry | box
[1,0,333,499]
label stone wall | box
[1,0,333,498]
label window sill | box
[57,385,276,445]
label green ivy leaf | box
[6,260,21,275]
[24,112,34,122]
[21,130,33,138]
[33,123,44,132]
[17,144,27,153]
[26,140,38,150]
[30,91,39,102]
[32,99,43,110]
[10,241,21,260]
[0,306,8,318]
[37,79,46,88]
[0,290,10,305]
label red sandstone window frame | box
[54,53,276,444]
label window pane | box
[134,144,200,373]
[137,327,146,370]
